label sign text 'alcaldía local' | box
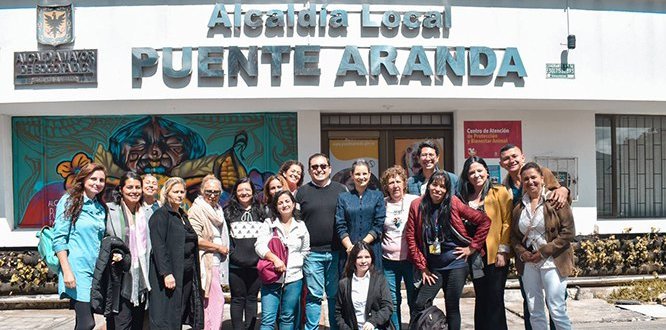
[132,3,527,86]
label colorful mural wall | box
[12,113,297,228]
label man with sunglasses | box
[296,153,347,330]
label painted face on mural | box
[122,121,186,174]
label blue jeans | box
[303,251,339,330]
[521,265,571,330]
[260,280,303,330]
[383,258,415,329]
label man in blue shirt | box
[406,140,459,196]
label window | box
[596,115,666,218]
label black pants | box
[413,267,468,330]
[472,264,508,330]
[70,299,95,330]
[229,267,261,330]
[105,296,146,330]
[181,269,194,325]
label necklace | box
[390,198,405,227]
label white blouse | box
[351,271,372,330]
[519,189,556,269]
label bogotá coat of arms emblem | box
[37,3,74,46]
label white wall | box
[297,110,321,168]
[454,109,601,235]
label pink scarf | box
[121,200,151,306]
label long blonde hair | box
[159,177,186,206]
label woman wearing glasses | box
[189,174,230,330]
[380,165,418,328]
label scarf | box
[286,180,298,194]
[121,200,151,306]
[191,196,230,296]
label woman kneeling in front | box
[335,242,394,330]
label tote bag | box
[257,227,289,284]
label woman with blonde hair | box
[53,163,108,330]
[189,174,230,330]
[149,177,204,329]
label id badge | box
[429,239,441,255]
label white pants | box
[521,264,572,330]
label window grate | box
[322,113,452,128]
[596,115,666,218]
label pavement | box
[1,289,666,329]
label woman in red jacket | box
[405,171,491,330]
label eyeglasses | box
[204,190,221,196]
[310,164,329,171]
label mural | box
[13,113,297,228]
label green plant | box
[607,277,666,303]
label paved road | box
[1,293,665,329]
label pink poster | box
[464,121,522,158]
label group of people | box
[51,140,575,330]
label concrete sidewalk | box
[1,290,665,329]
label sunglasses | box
[204,190,222,196]
[310,164,329,171]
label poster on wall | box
[488,165,501,184]
[394,138,445,178]
[329,139,380,190]
[464,121,522,158]
[12,113,297,228]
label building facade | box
[1,0,665,247]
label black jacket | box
[90,235,131,317]
[148,204,205,330]
[335,270,395,330]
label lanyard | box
[427,208,442,243]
